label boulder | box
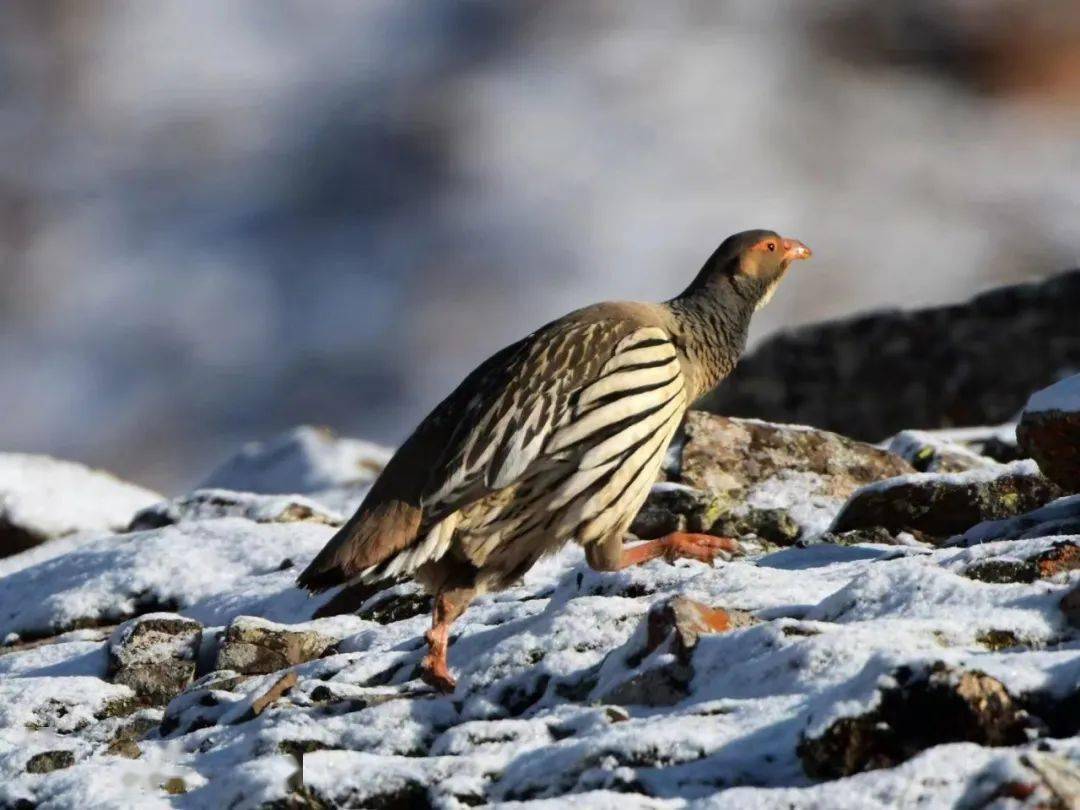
[955,494,1080,546]
[1017,374,1080,492]
[631,483,803,546]
[0,453,160,558]
[701,269,1080,441]
[25,750,75,774]
[666,412,913,538]
[128,489,342,531]
[108,614,203,706]
[214,615,364,675]
[831,460,1062,540]
[799,663,1034,779]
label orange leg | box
[616,532,742,570]
[420,586,475,693]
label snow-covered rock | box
[885,429,1002,473]
[0,519,336,643]
[1018,374,1080,492]
[0,453,161,558]
[198,425,391,514]
[107,614,203,706]
[831,461,1063,541]
[668,413,913,539]
[128,488,343,531]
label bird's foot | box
[420,652,457,693]
[659,532,743,565]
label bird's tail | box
[296,499,423,592]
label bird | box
[298,229,812,691]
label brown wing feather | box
[297,309,649,592]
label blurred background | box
[2,0,1079,492]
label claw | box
[420,653,457,693]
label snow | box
[0,519,336,642]
[0,453,161,543]
[1026,373,1080,414]
[1,435,1078,807]
[954,494,1080,547]
[885,430,1001,471]
[199,426,391,505]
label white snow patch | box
[0,453,160,543]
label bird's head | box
[685,228,812,310]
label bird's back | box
[298,300,687,591]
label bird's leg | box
[587,531,742,571]
[420,585,475,693]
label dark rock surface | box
[108,614,203,706]
[831,462,1063,540]
[799,664,1035,779]
[702,269,1080,441]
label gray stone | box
[214,616,339,675]
[108,613,203,706]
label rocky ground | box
[1,385,1079,808]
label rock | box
[885,430,1002,473]
[601,596,757,707]
[630,484,722,540]
[645,596,756,655]
[962,540,1079,584]
[955,494,1080,546]
[248,671,299,718]
[0,453,161,558]
[669,412,913,537]
[1062,582,1080,629]
[831,460,1062,540]
[714,507,803,546]
[214,615,359,675]
[818,527,927,547]
[1018,374,1080,492]
[199,425,391,514]
[128,488,342,531]
[25,750,75,774]
[701,269,1080,441]
[105,738,142,759]
[798,663,1034,779]
[108,614,203,706]
[631,483,801,545]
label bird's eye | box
[767,242,776,252]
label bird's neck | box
[665,276,762,401]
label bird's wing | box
[298,313,679,590]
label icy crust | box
[1025,374,1080,415]
[0,453,161,541]
[0,519,1076,807]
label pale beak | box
[781,238,812,263]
